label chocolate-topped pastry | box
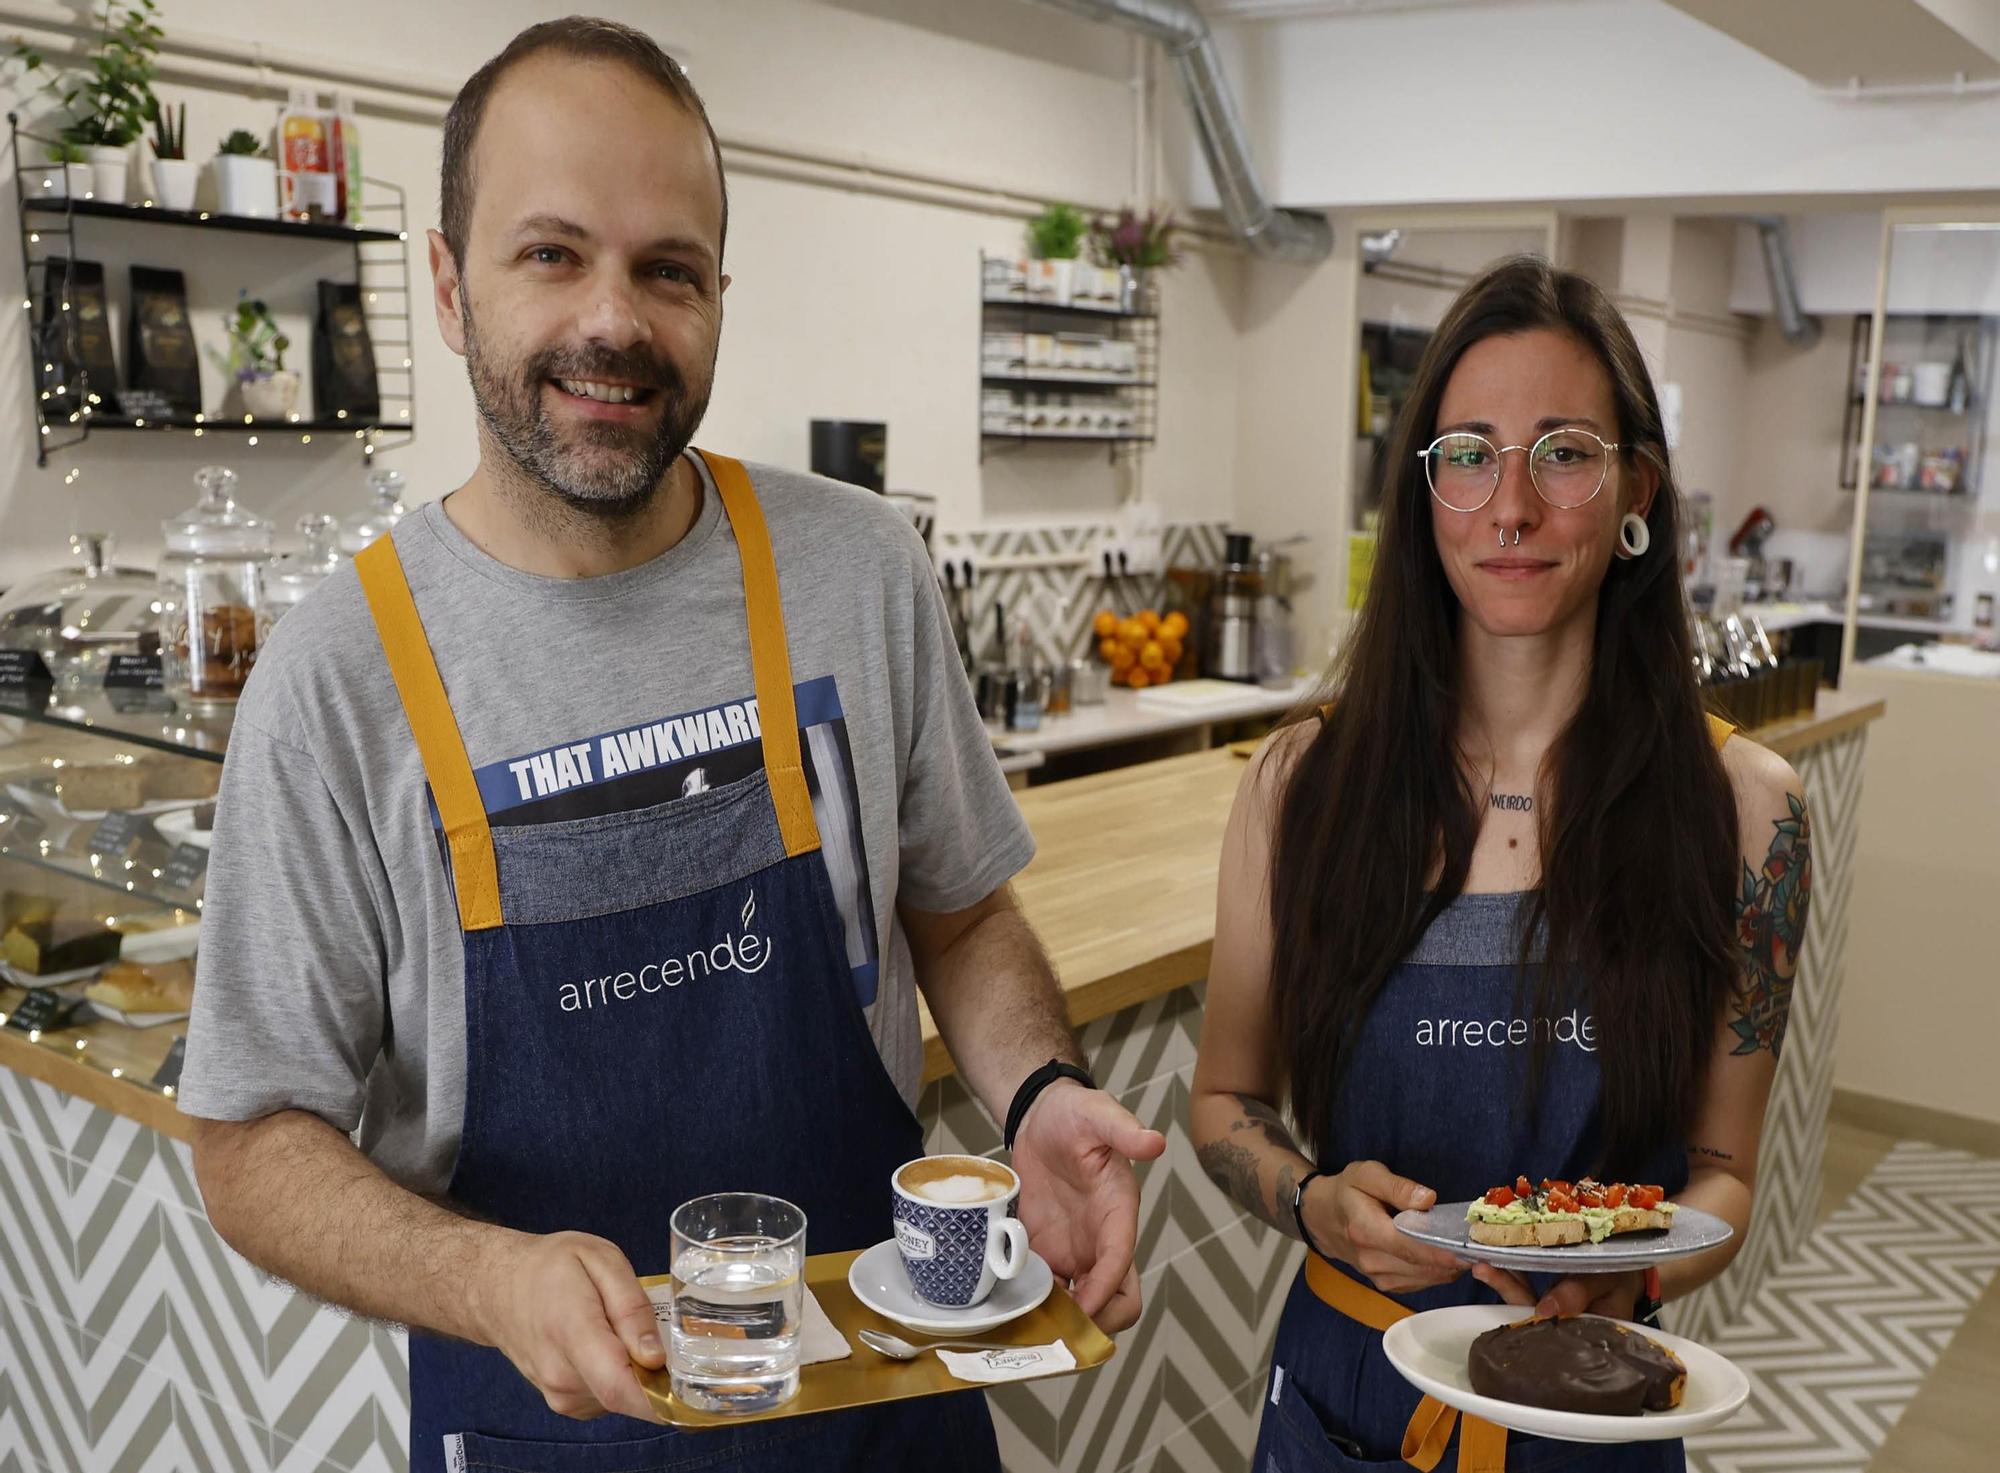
[1469,1316,1686,1417]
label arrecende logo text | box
[557,891,774,1014]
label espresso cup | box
[891,1154,1030,1308]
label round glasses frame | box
[1416,427,1623,512]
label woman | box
[1191,257,1811,1472]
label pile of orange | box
[1092,607,1189,689]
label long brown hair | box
[1270,256,1738,1173]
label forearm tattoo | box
[1196,1093,1305,1236]
[1730,792,1812,1060]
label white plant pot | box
[150,158,199,212]
[85,145,131,204]
[241,371,299,421]
[1028,257,1077,307]
[213,154,278,218]
[34,161,93,199]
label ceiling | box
[1637,1,2000,86]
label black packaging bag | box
[127,266,202,416]
[35,258,121,418]
[313,279,380,420]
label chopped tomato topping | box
[1542,1179,1573,1197]
[1484,1186,1517,1208]
[1630,1185,1664,1210]
[1579,1191,1605,1209]
[1546,1190,1579,1215]
[1605,1183,1628,1208]
[1515,1175,1533,1199]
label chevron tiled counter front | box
[0,693,1883,1472]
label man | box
[181,17,1163,1472]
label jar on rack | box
[157,466,275,710]
[264,514,342,624]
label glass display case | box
[0,683,227,1096]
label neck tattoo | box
[1489,792,1534,814]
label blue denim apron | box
[357,451,1000,1473]
[1254,717,1730,1472]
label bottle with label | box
[1947,333,1971,417]
[279,87,336,221]
[330,90,363,225]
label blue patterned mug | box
[891,1154,1030,1308]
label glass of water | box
[668,1193,806,1414]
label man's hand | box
[473,1230,667,1423]
[1009,1080,1166,1332]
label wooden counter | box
[0,690,1888,1133]
[915,685,1889,1081]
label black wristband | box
[1003,1059,1095,1150]
[1292,1169,1334,1261]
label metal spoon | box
[857,1328,1027,1360]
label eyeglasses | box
[1417,427,1623,512]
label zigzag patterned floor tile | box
[1686,1139,2000,1473]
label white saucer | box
[847,1238,1054,1334]
[1381,1306,1750,1445]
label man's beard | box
[461,292,711,519]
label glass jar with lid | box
[264,514,342,625]
[338,466,408,555]
[158,465,275,710]
[0,533,160,692]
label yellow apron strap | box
[695,450,821,858]
[355,537,503,933]
[1305,1253,1509,1472]
[1706,712,1736,750]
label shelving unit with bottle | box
[978,252,1158,462]
[9,113,417,468]
[1841,313,1996,497]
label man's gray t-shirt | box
[179,455,1034,1194]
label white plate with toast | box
[1381,1305,1749,1444]
[1393,1201,1732,1274]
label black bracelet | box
[1291,1169,1334,1260]
[1003,1059,1096,1150]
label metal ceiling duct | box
[1025,0,1334,263]
[1753,216,1822,348]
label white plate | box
[0,960,106,991]
[151,809,212,850]
[1381,1306,1749,1444]
[82,1002,189,1028]
[846,1238,1054,1334]
[1394,1202,1733,1274]
[5,782,196,826]
[117,922,200,963]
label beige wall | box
[0,0,1248,587]
[1233,237,1356,669]
[1838,669,2000,1127]
[1660,220,1752,526]
[1733,316,1857,539]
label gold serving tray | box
[638,1248,1115,1430]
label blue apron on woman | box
[1252,719,1729,1473]
[356,451,1000,1473]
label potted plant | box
[8,0,167,205]
[212,295,296,420]
[1092,207,1180,314]
[149,99,194,210]
[1025,202,1088,307]
[212,128,276,218]
[32,138,95,200]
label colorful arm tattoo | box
[1730,791,1813,1059]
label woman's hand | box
[1470,1263,1646,1320]
[1304,1161,1469,1294]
